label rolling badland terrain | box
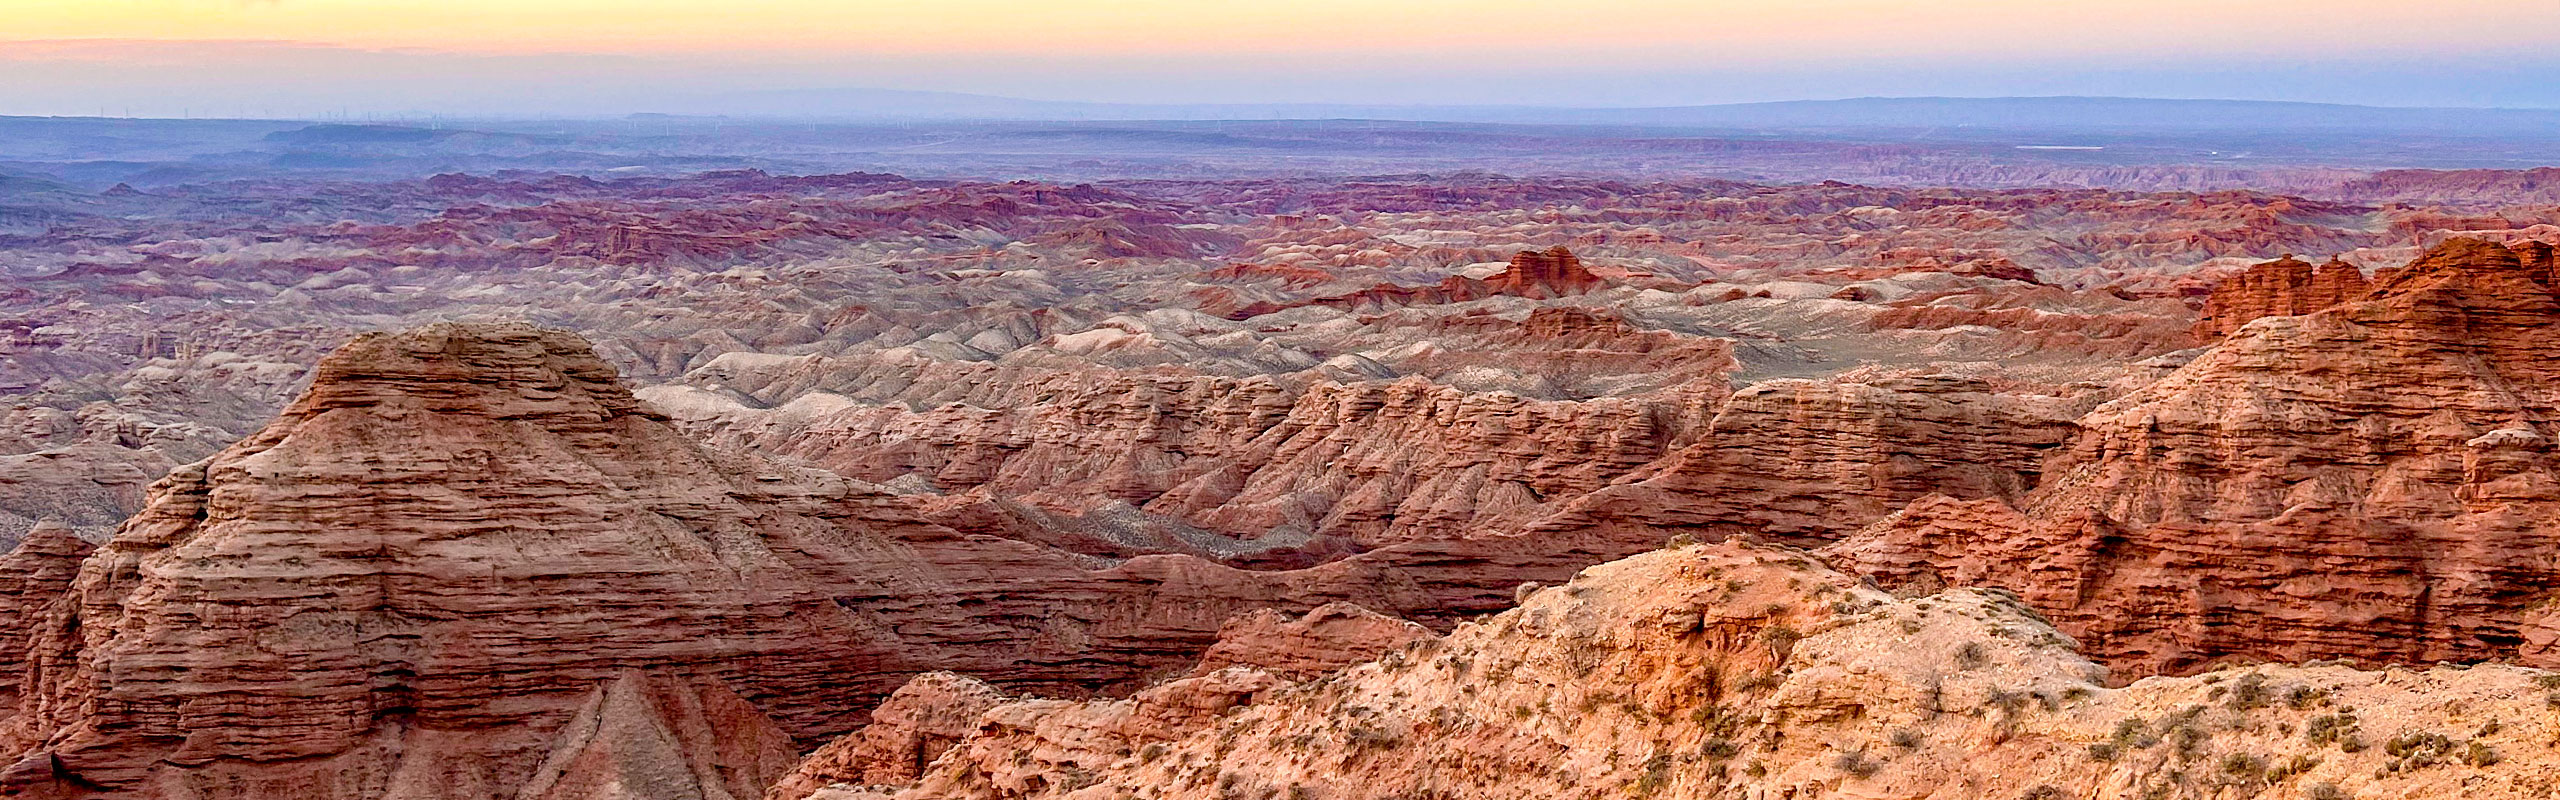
[2,105,2559,799]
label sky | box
[5,0,2560,117]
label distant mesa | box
[1482,245,1609,297]
[2193,239,2560,340]
[1224,245,1612,319]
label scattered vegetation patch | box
[2305,712,2361,749]
[1833,748,1881,779]
[1955,641,1989,670]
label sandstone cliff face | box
[802,541,2560,800]
[515,672,804,800]
[1260,246,1615,316]
[769,602,1427,800]
[1477,246,1607,298]
[1184,603,1432,681]
[1838,238,2560,677]
[0,323,1695,800]
[0,323,930,798]
[650,354,1725,559]
[0,520,90,710]
[763,674,1010,799]
[1523,374,2089,545]
[2191,255,2370,339]
[656,325,2098,571]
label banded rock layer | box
[0,323,1689,800]
[1837,237,2560,676]
[2191,255,2369,339]
[798,540,2560,800]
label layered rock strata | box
[1524,374,2089,545]
[0,323,1681,799]
[2191,255,2369,339]
[649,357,1728,558]
[1837,238,2560,676]
[794,540,2560,800]
[769,602,1424,799]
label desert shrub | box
[1833,749,1881,779]
[1634,755,1673,795]
[2286,684,2327,709]
[2305,713,2360,747]
[2112,716,2160,749]
[2225,673,2271,711]
[2265,754,2319,781]
[2383,731,2457,768]
[1345,724,1401,751]
[1955,641,1989,670]
[2464,740,2501,767]
[1761,625,1803,650]
[2171,722,2209,759]
[1890,728,1924,749]
[2219,752,2266,781]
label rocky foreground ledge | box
[791,539,2560,800]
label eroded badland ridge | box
[3,152,2560,799]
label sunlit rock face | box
[782,540,2560,800]
[1839,238,2560,677]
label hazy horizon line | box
[10,93,2560,125]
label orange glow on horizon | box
[8,0,2556,61]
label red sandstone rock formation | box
[0,323,1682,799]
[761,674,1008,799]
[0,323,946,797]
[802,541,2560,800]
[769,602,1425,799]
[1522,374,2089,545]
[1838,237,2560,677]
[1480,246,1606,297]
[1183,603,1432,680]
[2190,254,2369,339]
[1251,246,1614,317]
[651,360,1727,557]
[515,672,803,800]
[0,520,89,709]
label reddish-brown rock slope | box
[798,540,2560,800]
[1231,246,1613,318]
[0,323,1677,799]
[1836,237,2560,677]
[2190,254,2369,339]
